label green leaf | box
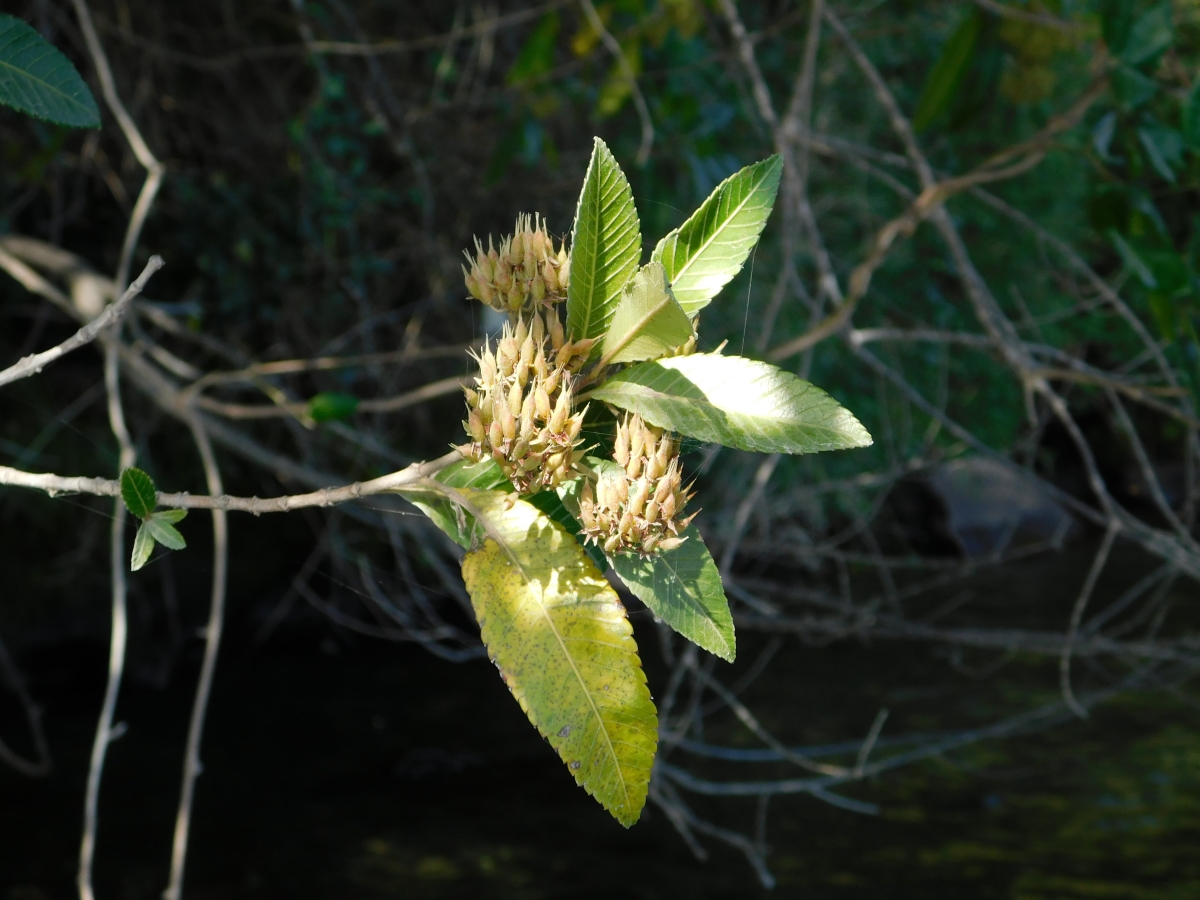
[1120,4,1173,67]
[1182,81,1200,151]
[1108,230,1157,288]
[1112,63,1158,110]
[0,14,99,127]
[911,10,981,134]
[1137,124,1184,183]
[590,353,873,454]
[130,523,154,572]
[567,138,641,346]
[609,526,735,662]
[459,489,658,827]
[308,391,359,422]
[407,457,511,549]
[651,156,782,317]
[120,467,157,519]
[155,508,188,524]
[144,516,186,551]
[506,12,560,85]
[600,262,693,365]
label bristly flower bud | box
[461,311,586,494]
[461,214,571,317]
[578,413,696,556]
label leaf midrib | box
[666,170,768,289]
[0,27,92,116]
[600,293,673,367]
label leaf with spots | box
[459,488,658,827]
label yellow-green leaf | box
[459,489,658,827]
[600,262,693,365]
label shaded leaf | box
[912,10,980,133]
[1108,230,1157,288]
[144,516,186,551]
[130,523,154,572]
[590,353,873,454]
[1137,124,1184,183]
[528,487,607,570]
[0,14,99,127]
[308,391,359,422]
[651,156,782,316]
[459,489,658,827]
[1183,80,1200,151]
[609,526,734,661]
[1119,4,1173,67]
[1112,64,1157,110]
[120,467,157,519]
[601,262,693,365]
[567,138,641,346]
[155,508,188,524]
[506,12,560,85]
[407,457,510,549]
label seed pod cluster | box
[462,214,571,314]
[579,414,695,556]
[463,311,593,493]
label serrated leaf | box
[406,457,511,548]
[1182,81,1200,151]
[911,10,981,133]
[155,508,188,524]
[600,262,693,365]
[567,138,641,346]
[459,489,657,827]
[130,523,154,572]
[651,156,782,317]
[144,516,186,551]
[0,14,99,127]
[120,467,157,519]
[609,526,734,662]
[590,353,873,454]
[308,391,359,422]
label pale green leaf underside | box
[131,523,154,572]
[567,138,642,345]
[0,15,99,127]
[651,155,782,316]
[460,489,657,827]
[591,353,873,454]
[601,261,693,366]
[145,516,186,551]
[610,525,734,662]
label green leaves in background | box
[459,489,658,827]
[609,525,734,662]
[1118,4,1173,68]
[567,138,641,346]
[120,467,187,571]
[590,353,873,454]
[308,391,359,422]
[651,156,782,316]
[912,9,981,133]
[1183,81,1200,152]
[600,262,692,365]
[120,467,157,519]
[0,14,99,127]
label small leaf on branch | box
[155,509,188,524]
[130,523,154,572]
[120,467,157,519]
[567,138,642,347]
[600,262,693,365]
[590,353,873,454]
[308,391,360,422]
[406,456,511,549]
[144,515,187,551]
[459,489,658,827]
[651,155,782,317]
[609,525,735,662]
[0,14,100,128]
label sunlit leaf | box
[527,486,607,570]
[130,523,154,572]
[590,353,873,454]
[601,262,693,365]
[0,14,99,127]
[459,489,658,827]
[609,525,734,661]
[567,138,641,347]
[120,467,157,519]
[912,10,980,133]
[651,155,782,316]
[406,457,510,549]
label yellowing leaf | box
[459,489,657,827]
[600,262,693,365]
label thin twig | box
[578,0,654,165]
[1060,524,1120,718]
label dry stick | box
[193,374,470,420]
[163,419,228,900]
[0,257,163,389]
[578,0,654,165]
[0,631,52,777]
[78,344,137,900]
[1060,524,1121,719]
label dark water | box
[3,546,1200,899]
